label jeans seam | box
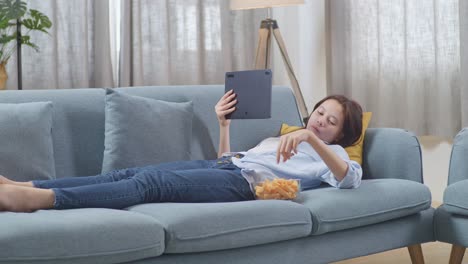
[140,183,251,202]
[54,190,143,207]
[142,183,246,192]
[75,191,142,203]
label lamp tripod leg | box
[272,27,309,123]
[254,27,272,69]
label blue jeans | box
[32,158,254,210]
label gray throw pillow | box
[102,89,193,173]
[0,102,56,181]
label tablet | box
[224,69,272,119]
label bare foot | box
[0,175,34,187]
[0,175,13,184]
[0,185,54,212]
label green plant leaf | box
[0,0,27,21]
[22,9,52,33]
[30,10,52,28]
[20,35,39,52]
[0,0,51,62]
[0,19,9,29]
[0,33,16,45]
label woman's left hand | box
[276,129,314,163]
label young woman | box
[0,90,363,212]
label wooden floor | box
[334,242,467,264]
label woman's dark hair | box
[307,95,363,148]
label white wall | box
[271,0,451,203]
[419,137,451,203]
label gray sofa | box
[0,85,434,264]
[435,127,468,264]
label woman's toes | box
[0,175,8,184]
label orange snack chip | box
[255,178,300,200]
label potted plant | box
[0,0,52,89]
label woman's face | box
[306,99,345,144]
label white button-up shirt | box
[231,137,363,193]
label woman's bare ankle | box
[19,181,35,187]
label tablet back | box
[225,69,272,119]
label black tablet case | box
[225,69,272,119]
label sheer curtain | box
[327,0,465,138]
[5,1,261,90]
[118,0,265,87]
[460,0,468,129]
[271,1,327,113]
[5,0,114,90]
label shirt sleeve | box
[320,146,363,189]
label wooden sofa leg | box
[449,244,466,264]
[407,244,425,264]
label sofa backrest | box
[447,127,468,185]
[0,85,302,178]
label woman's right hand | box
[215,89,237,127]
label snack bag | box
[254,178,301,200]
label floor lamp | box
[230,0,309,124]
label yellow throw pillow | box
[279,123,303,136]
[344,112,372,165]
[279,112,372,165]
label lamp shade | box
[230,0,304,10]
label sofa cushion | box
[443,179,468,216]
[0,101,55,181]
[127,200,312,253]
[102,89,193,173]
[296,179,431,235]
[0,209,165,264]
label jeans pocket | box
[213,157,240,170]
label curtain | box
[271,1,327,114]
[5,0,113,90]
[327,0,464,138]
[5,1,264,89]
[460,0,468,128]
[118,0,265,87]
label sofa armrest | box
[448,127,468,185]
[362,128,423,183]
